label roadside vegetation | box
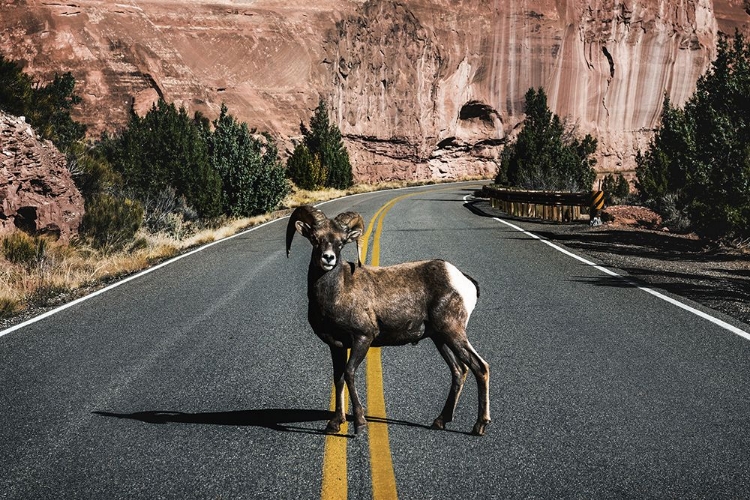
[635,30,750,242]
[494,31,750,244]
[495,87,598,193]
[1,55,358,319]
[0,177,468,321]
[286,99,353,190]
[6,28,747,319]
[494,87,630,204]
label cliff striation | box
[1,0,748,183]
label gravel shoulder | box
[470,198,750,327]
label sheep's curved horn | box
[334,211,365,266]
[286,205,327,257]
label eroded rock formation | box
[1,0,748,183]
[0,112,84,241]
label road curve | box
[1,182,749,498]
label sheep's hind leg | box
[445,336,491,436]
[431,337,468,431]
[326,345,348,433]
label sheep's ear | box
[345,228,362,243]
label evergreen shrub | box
[496,88,597,192]
[2,232,47,268]
[636,31,750,240]
[287,99,353,190]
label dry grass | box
[0,177,488,322]
[0,232,187,320]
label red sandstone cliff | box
[1,0,748,183]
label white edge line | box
[464,195,750,342]
[1,181,484,339]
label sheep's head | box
[286,206,364,271]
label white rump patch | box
[445,262,478,320]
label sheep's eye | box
[335,242,343,250]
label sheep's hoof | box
[471,420,490,436]
[431,417,446,430]
[325,420,342,434]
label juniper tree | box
[287,99,353,190]
[497,88,596,192]
[207,104,287,216]
[636,31,750,239]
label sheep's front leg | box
[326,345,348,434]
[345,336,373,434]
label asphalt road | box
[2,182,750,498]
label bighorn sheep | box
[286,205,490,436]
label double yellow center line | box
[320,191,420,500]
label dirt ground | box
[471,199,750,327]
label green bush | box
[286,143,328,190]
[601,173,631,205]
[496,88,597,192]
[1,232,47,268]
[27,72,87,152]
[636,31,750,240]
[0,55,32,117]
[79,194,144,251]
[66,141,123,200]
[652,193,692,233]
[99,99,222,218]
[286,99,352,190]
[207,105,288,216]
[634,97,693,202]
[140,187,196,236]
[0,55,85,152]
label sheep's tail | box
[462,273,480,299]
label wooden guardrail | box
[479,186,604,223]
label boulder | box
[0,111,84,242]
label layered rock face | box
[0,112,84,241]
[1,0,748,183]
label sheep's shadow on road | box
[93,409,444,436]
[94,408,346,437]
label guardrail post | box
[589,190,604,226]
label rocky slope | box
[1,0,748,183]
[0,111,84,241]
